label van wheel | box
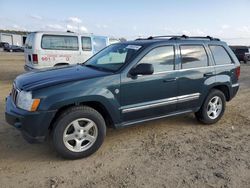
[195,89,226,124]
[53,106,106,159]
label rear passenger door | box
[177,43,215,111]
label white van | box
[24,31,110,70]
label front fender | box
[51,94,120,124]
[34,75,121,124]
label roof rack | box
[136,35,220,41]
[147,35,188,40]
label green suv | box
[5,35,240,159]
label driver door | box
[120,45,178,123]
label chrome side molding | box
[121,93,200,113]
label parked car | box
[230,45,249,63]
[24,31,110,71]
[3,44,24,52]
[0,42,9,48]
[5,35,240,159]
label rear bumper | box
[5,96,57,143]
[24,65,35,71]
[230,83,239,100]
[24,64,52,71]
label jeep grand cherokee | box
[5,35,240,159]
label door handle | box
[163,78,177,83]
[204,72,214,77]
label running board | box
[119,110,193,127]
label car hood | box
[15,65,112,91]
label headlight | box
[16,91,40,111]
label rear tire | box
[195,89,226,124]
[53,106,106,159]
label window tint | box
[209,45,232,65]
[81,37,92,51]
[180,45,208,69]
[138,46,174,73]
[93,37,107,53]
[41,35,78,50]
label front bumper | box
[5,96,57,143]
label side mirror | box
[130,63,154,76]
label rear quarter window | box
[209,45,232,65]
[41,35,79,50]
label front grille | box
[11,84,19,105]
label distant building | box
[0,33,26,46]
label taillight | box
[32,54,38,64]
[236,66,240,80]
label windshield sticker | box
[126,45,141,50]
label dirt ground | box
[0,52,250,188]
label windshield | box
[84,43,142,72]
[235,48,249,54]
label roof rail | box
[147,35,188,40]
[136,35,220,41]
[185,36,220,41]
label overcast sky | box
[0,0,250,45]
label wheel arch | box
[211,84,230,101]
[49,100,116,132]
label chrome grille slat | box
[11,84,19,105]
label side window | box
[138,46,174,73]
[180,45,208,69]
[81,37,92,51]
[41,35,79,50]
[209,45,232,65]
[93,37,107,53]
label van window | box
[180,45,208,69]
[41,35,78,50]
[25,34,33,49]
[93,37,107,53]
[209,45,232,65]
[138,46,175,73]
[81,37,92,51]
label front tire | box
[195,89,226,124]
[53,106,106,159]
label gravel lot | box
[0,52,250,188]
